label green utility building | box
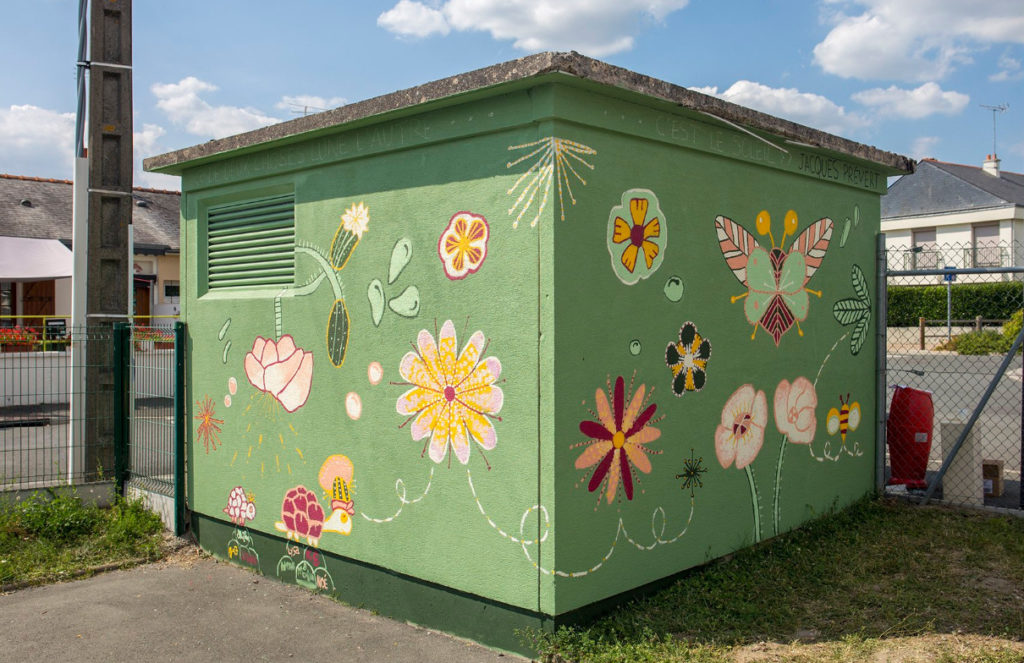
[146,53,912,653]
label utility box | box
[146,53,912,653]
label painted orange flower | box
[613,198,660,271]
[574,375,662,503]
[195,395,223,454]
[438,211,489,280]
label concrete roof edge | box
[143,51,914,174]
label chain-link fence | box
[883,240,1023,511]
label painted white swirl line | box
[360,466,434,523]
[523,498,696,578]
[467,469,549,546]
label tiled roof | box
[882,159,1024,219]
[0,174,180,251]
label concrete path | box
[0,549,526,663]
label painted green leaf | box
[833,298,869,326]
[850,314,870,356]
[367,279,385,327]
[327,299,349,367]
[388,238,413,285]
[388,286,420,318]
[851,264,870,305]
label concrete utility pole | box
[84,0,132,480]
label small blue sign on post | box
[943,266,957,282]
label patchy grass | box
[0,491,165,587]
[527,498,1024,662]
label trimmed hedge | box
[887,282,1024,326]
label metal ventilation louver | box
[206,193,295,289]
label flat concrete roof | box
[144,51,914,175]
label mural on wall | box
[826,394,863,460]
[331,202,369,270]
[223,485,256,526]
[663,276,684,302]
[227,527,261,572]
[368,238,420,327]
[665,322,711,396]
[224,377,237,408]
[219,318,232,364]
[319,455,356,536]
[195,396,224,454]
[839,205,860,248]
[277,543,335,593]
[395,319,504,468]
[572,374,663,506]
[770,377,818,534]
[676,449,708,497]
[607,189,666,285]
[244,335,314,413]
[715,210,834,345]
[832,264,871,356]
[506,137,596,228]
[714,383,767,541]
[439,211,490,280]
[275,485,325,547]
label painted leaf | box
[851,263,869,305]
[367,279,385,327]
[388,286,420,318]
[851,314,869,356]
[327,299,349,367]
[833,298,869,326]
[714,215,760,286]
[790,217,833,283]
[388,238,413,285]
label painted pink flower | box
[774,377,817,444]
[715,384,767,470]
[396,320,503,465]
[574,376,662,503]
[243,334,313,413]
[438,211,489,280]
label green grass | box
[526,498,1024,662]
[0,491,165,586]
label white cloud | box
[275,95,348,114]
[378,0,689,56]
[151,77,279,139]
[910,136,939,160]
[851,82,969,119]
[813,0,1024,81]
[378,0,450,38]
[133,123,179,190]
[688,85,718,96]
[990,52,1023,82]
[700,80,868,135]
[0,105,75,179]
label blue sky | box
[1,0,1022,190]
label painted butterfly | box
[715,210,833,345]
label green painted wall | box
[174,79,889,627]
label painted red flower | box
[574,376,662,503]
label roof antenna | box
[289,104,327,117]
[979,103,1008,157]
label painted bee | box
[826,394,860,443]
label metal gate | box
[113,322,186,533]
[881,238,1023,512]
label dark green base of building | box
[193,513,553,656]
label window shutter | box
[206,194,295,289]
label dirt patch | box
[732,633,1024,662]
[153,534,207,568]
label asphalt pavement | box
[0,547,526,663]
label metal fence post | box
[112,323,129,495]
[876,233,887,496]
[174,321,187,536]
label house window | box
[972,224,1002,267]
[911,228,938,269]
[0,282,12,317]
[164,280,180,300]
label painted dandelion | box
[506,137,596,228]
[676,449,708,497]
[195,395,224,454]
